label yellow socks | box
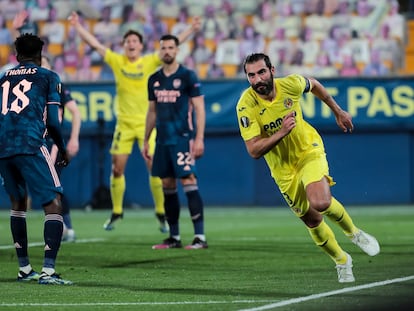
[149,175,165,215]
[110,175,125,215]
[308,220,347,264]
[110,175,164,216]
[322,197,359,236]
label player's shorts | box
[151,137,197,179]
[110,120,157,155]
[0,146,63,206]
[275,153,335,217]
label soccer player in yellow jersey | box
[236,53,380,283]
[69,11,201,232]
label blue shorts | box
[0,146,63,206]
[152,138,197,179]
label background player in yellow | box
[69,12,201,232]
[236,53,380,283]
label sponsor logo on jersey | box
[240,116,249,128]
[121,69,143,79]
[238,106,246,112]
[259,108,266,115]
[173,79,181,89]
[284,98,293,109]
[264,118,283,131]
[263,111,296,132]
[155,89,181,103]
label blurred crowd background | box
[0,0,412,81]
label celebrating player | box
[69,11,201,232]
[236,53,380,282]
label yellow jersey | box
[104,50,162,124]
[236,74,325,179]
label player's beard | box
[252,75,274,96]
[162,55,175,64]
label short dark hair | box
[15,33,44,63]
[243,53,273,73]
[123,29,143,44]
[159,34,179,46]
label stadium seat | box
[196,63,209,79]
[356,61,367,72]
[162,17,178,33]
[47,43,63,56]
[221,64,238,77]
[0,44,11,65]
[64,66,77,76]
[403,20,414,73]
[382,59,394,70]
[91,65,102,76]
[204,39,217,53]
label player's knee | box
[309,198,331,213]
[181,174,197,185]
[43,197,62,214]
[162,178,177,189]
[111,165,123,177]
[301,208,323,228]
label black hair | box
[243,53,273,73]
[15,33,44,64]
[123,29,143,44]
[159,34,179,46]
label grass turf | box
[0,206,413,311]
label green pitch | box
[0,206,413,311]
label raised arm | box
[11,10,29,39]
[176,16,201,44]
[68,11,107,57]
[309,77,354,133]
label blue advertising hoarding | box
[65,77,414,133]
[0,77,413,209]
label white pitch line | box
[0,238,104,250]
[0,300,275,307]
[0,276,412,308]
[238,275,414,311]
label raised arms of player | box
[176,16,201,45]
[308,77,354,133]
[142,99,157,161]
[191,95,205,159]
[68,11,106,57]
[11,10,27,39]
